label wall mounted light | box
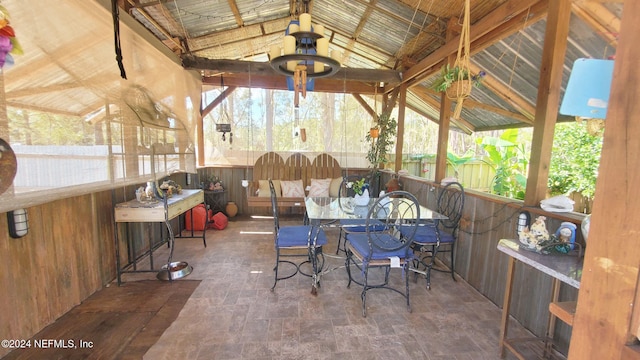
[517,211,531,235]
[7,208,29,238]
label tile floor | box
[123,215,531,360]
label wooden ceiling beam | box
[401,0,542,87]
[405,1,548,90]
[125,1,185,53]
[227,0,244,27]
[468,63,535,123]
[352,93,376,119]
[201,86,236,117]
[410,86,474,134]
[202,72,384,95]
[184,56,401,84]
[571,1,619,47]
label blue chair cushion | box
[346,233,411,260]
[277,225,327,247]
[339,218,386,232]
[398,225,455,245]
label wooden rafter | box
[401,0,541,88]
[201,86,237,117]
[409,86,474,134]
[468,63,535,123]
[572,1,620,48]
[227,0,244,27]
[126,1,185,53]
[340,0,377,65]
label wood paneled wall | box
[387,171,583,353]
[0,190,117,358]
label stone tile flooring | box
[124,215,530,360]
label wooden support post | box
[569,1,640,358]
[394,82,407,173]
[523,1,571,206]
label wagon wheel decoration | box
[0,138,17,195]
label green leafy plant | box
[476,129,528,199]
[548,122,602,200]
[431,64,486,93]
[365,112,397,169]
[347,177,369,195]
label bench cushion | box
[329,177,342,197]
[308,178,331,197]
[258,179,281,197]
[281,179,305,197]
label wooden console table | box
[497,239,582,359]
[114,189,204,284]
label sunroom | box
[0,1,637,359]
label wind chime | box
[448,0,472,119]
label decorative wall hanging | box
[0,5,22,68]
[0,138,17,195]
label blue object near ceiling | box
[560,58,614,119]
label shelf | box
[549,301,577,327]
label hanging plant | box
[431,64,485,93]
[369,126,379,139]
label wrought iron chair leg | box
[405,263,412,313]
[345,250,353,288]
[361,267,369,317]
[271,248,280,291]
[450,245,457,281]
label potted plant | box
[365,113,397,168]
[346,177,370,206]
[431,64,486,97]
[369,125,379,139]
[365,112,397,193]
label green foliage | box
[446,151,475,177]
[365,113,397,169]
[431,64,485,93]
[476,129,528,199]
[548,122,602,199]
[347,177,369,195]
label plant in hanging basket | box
[431,64,486,94]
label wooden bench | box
[246,152,342,209]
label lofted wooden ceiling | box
[122,0,622,133]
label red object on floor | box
[185,204,212,231]
[211,212,228,230]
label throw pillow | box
[281,179,305,197]
[308,178,331,197]
[329,177,343,197]
[258,180,281,197]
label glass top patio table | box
[304,196,448,222]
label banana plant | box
[476,129,528,199]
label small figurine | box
[518,215,550,252]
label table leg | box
[544,278,562,357]
[499,256,517,358]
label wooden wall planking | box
[0,191,117,358]
[383,171,582,351]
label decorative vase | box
[353,188,370,206]
[225,201,238,218]
[369,127,379,138]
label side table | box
[204,190,227,214]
